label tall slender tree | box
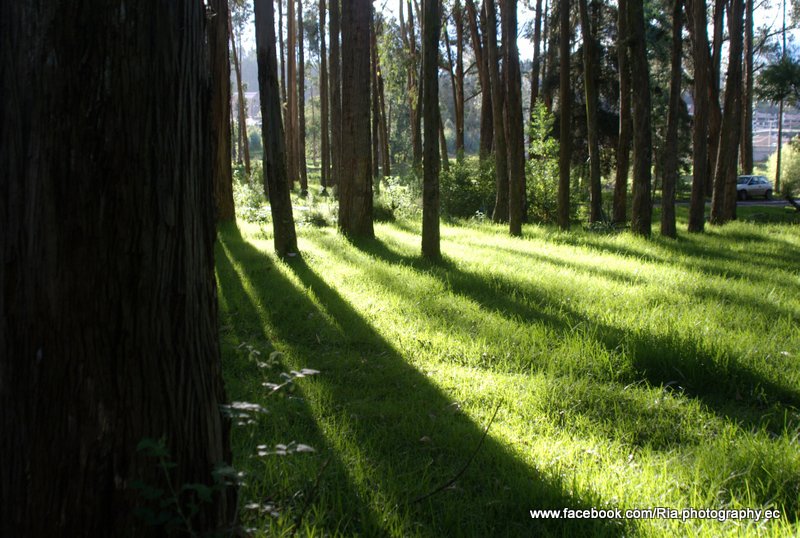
[486,0,510,223]
[339,0,374,237]
[320,0,330,193]
[628,0,653,236]
[2,1,235,533]
[687,0,710,233]
[662,0,683,238]
[529,0,544,157]
[210,0,235,222]
[740,0,754,174]
[422,0,442,258]
[330,0,342,188]
[614,0,632,223]
[255,0,300,256]
[230,6,251,177]
[503,0,526,236]
[287,0,299,186]
[297,0,309,195]
[557,0,572,230]
[579,0,602,223]
[465,0,494,158]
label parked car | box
[736,175,773,200]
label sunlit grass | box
[216,208,800,537]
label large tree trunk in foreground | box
[614,0,632,224]
[256,0,300,256]
[1,2,235,535]
[628,0,653,237]
[339,0,374,237]
[503,0,526,236]
[579,0,602,223]
[210,0,235,222]
[486,0,509,223]
[557,0,572,230]
[422,0,442,258]
[661,0,683,238]
[686,0,710,232]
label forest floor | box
[215,205,800,537]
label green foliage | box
[375,174,422,220]
[767,136,800,196]
[233,163,270,224]
[526,101,561,223]
[248,128,262,154]
[439,158,495,218]
[756,56,800,105]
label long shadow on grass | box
[339,233,800,442]
[219,225,629,537]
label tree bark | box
[579,0,602,223]
[320,0,330,192]
[372,8,382,182]
[544,4,559,112]
[487,0,510,223]
[705,0,725,197]
[465,0,494,159]
[1,2,235,534]
[557,0,572,230]
[710,0,744,224]
[439,106,451,171]
[661,0,683,238]
[330,0,342,187]
[230,10,251,177]
[255,0,300,256]
[279,0,287,105]
[423,0,442,258]
[376,21,392,178]
[628,0,653,237]
[297,0,309,195]
[210,0,235,222]
[686,0,710,232]
[740,0,754,174]
[287,0,299,187]
[339,0,375,237]
[503,0,526,236]
[529,0,544,157]
[614,0,632,224]
[455,1,466,158]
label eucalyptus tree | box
[614,0,632,224]
[422,0,442,258]
[557,0,572,230]
[503,0,526,235]
[2,1,235,533]
[485,0,510,223]
[210,0,235,221]
[661,0,684,238]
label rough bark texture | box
[230,11,251,177]
[487,0,510,223]
[465,0,494,159]
[628,0,652,237]
[741,0,754,174]
[297,0,309,195]
[422,0,442,258]
[614,0,632,224]
[710,0,744,224]
[686,0,710,232]
[210,0,235,222]
[503,0,526,236]
[557,0,572,230]
[255,0,300,256]
[330,0,342,187]
[339,0,374,237]
[320,0,330,192]
[579,0,602,223]
[661,0,683,238]
[1,2,235,535]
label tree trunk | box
[297,0,309,195]
[330,0,342,188]
[455,1,466,158]
[1,2,235,535]
[544,4,559,112]
[372,8,382,183]
[339,0,375,237]
[579,0,602,223]
[210,0,235,222]
[706,0,724,197]
[529,0,544,157]
[503,0,525,236]
[255,0,300,256]
[686,0,710,232]
[628,0,653,237]
[710,0,744,224]
[661,0,683,238]
[230,11,251,177]
[279,0,287,105]
[465,0,494,159]
[376,22,392,179]
[287,0,299,187]
[740,0,754,174]
[614,0,632,224]
[557,0,572,230]
[439,106,451,171]
[320,0,330,193]
[423,0,442,258]
[406,1,424,173]
[487,0,510,223]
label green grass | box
[215,208,800,537]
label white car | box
[736,175,773,200]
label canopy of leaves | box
[756,56,800,104]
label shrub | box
[439,158,495,218]
[376,174,422,219]
[767,136,800,196]
[526,102,561,223]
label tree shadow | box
[217,224,630,537]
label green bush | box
[767,136,800,196]
[526,102,561,223]
[376,174,422,219]
[439,158,495,218]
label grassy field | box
[215,206,800,537]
